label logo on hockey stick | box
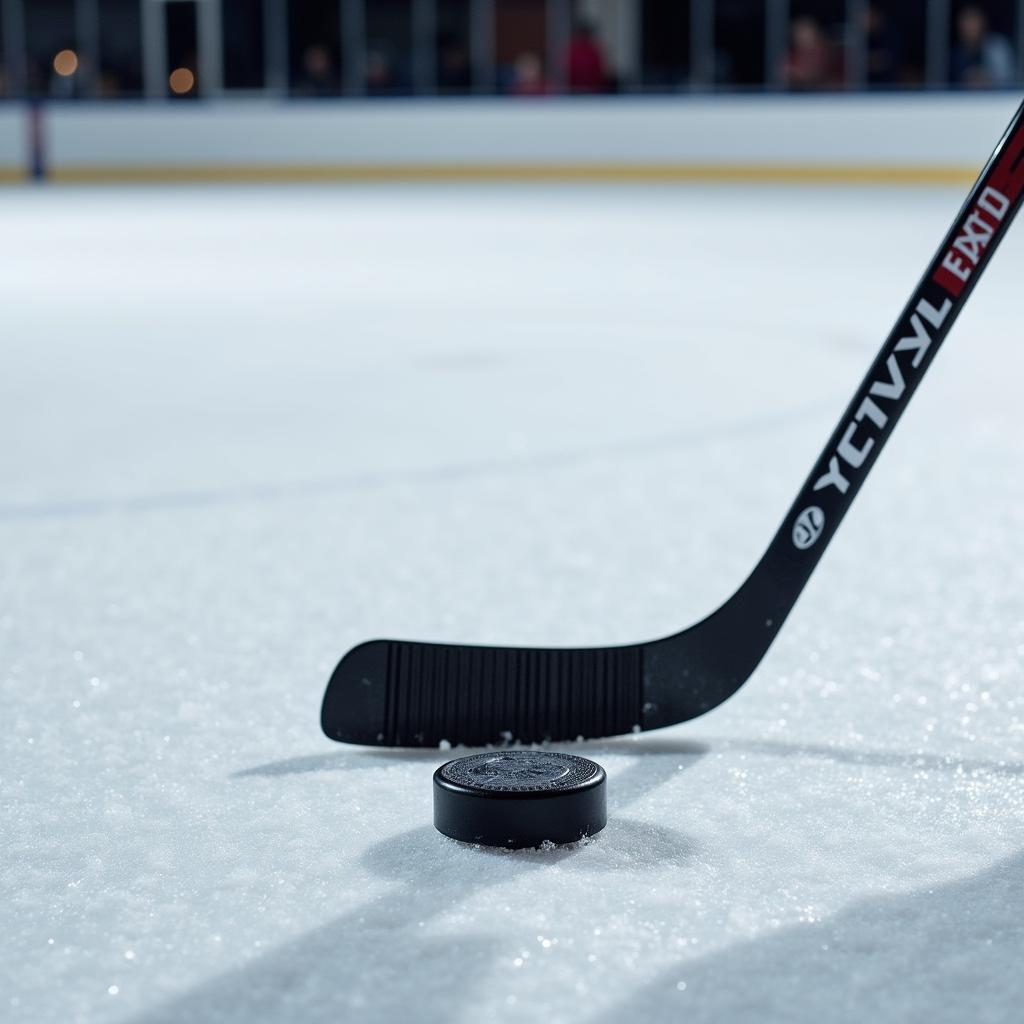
[792,506,825,550]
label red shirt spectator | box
[565,21,608,93]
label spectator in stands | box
[294,45,338,96]
[781,16,843,90]
[99,72,122,98]
[365,50,397,95]
[438,33,472,93]
[864,3,903,86]
[565,18,608,93]
[951,5,1015,88]
[509,52,551,96]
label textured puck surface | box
[433,751,607,849]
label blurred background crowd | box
[0,0,1021,101]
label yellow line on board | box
[44,162,980,186]
[0,167,26,183]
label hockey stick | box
[323,100,1024,748]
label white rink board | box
[0,105,27,174]
[43,94,1021,173]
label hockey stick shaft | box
[645,100,1024,727]
[756,100,1024,610]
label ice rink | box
[3,181,1024,1023]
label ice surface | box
[2,182,1024,1024]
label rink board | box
[0,93,1018,184]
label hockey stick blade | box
[323,100,1024,748]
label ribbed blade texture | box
[381,641,644,746]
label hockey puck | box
[433,750,607,849]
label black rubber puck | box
[433,750,607,849]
